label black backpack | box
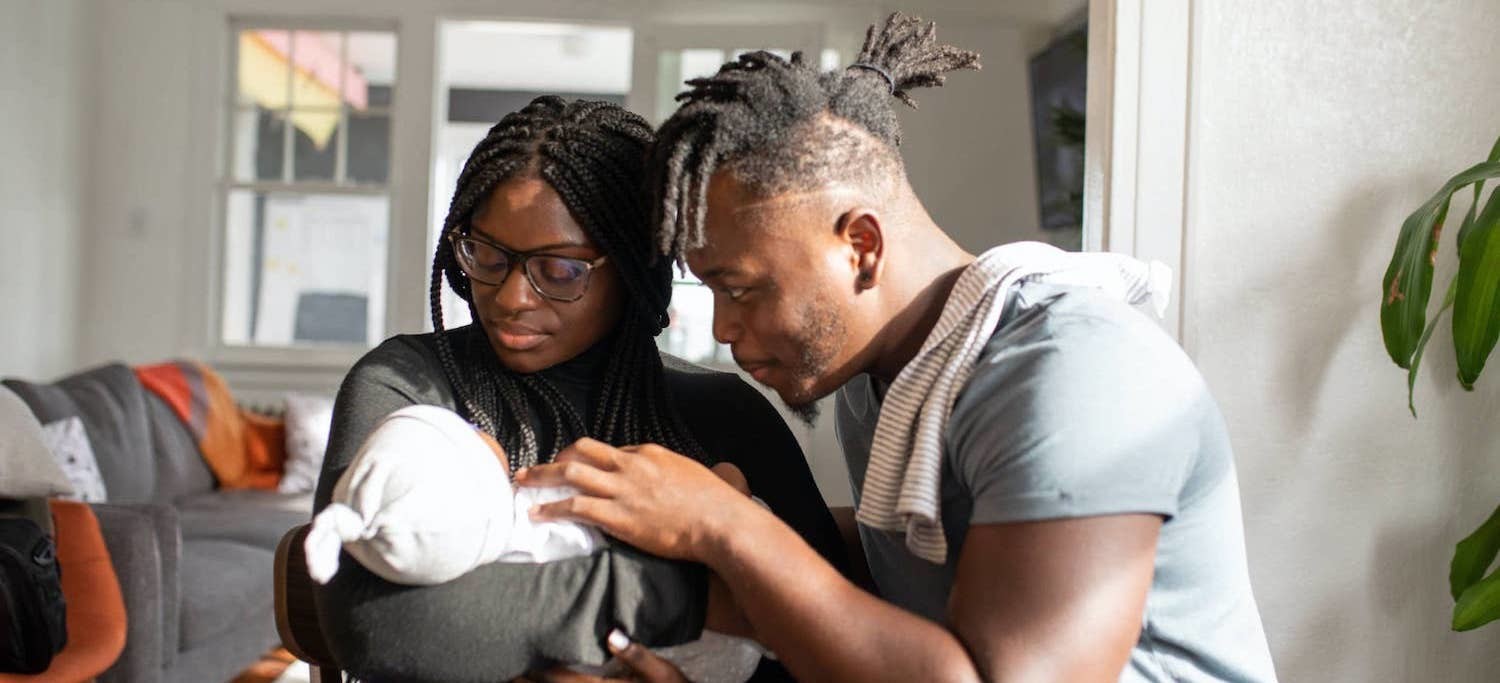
[0,516,67,674]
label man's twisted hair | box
[647,12,980,259]
[431,96,703,471]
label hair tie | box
[847,63,896,94]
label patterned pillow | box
[40,416,108,503]
[279,393,335,494]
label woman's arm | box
[312,339,708,682]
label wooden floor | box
[228,647,296,683]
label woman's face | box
[463,176,624,374]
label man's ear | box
[837,208,885,292]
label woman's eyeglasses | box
[448,231,608,302]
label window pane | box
[288,31,346,110]
[347,111,390,184]
[820,48,841,71]
[348,31,397,108]
[660,281,730,365]
[291,110,339,181]
[237,29,288,107]
[231,107,287,182]
[222,190,388,347]
[732,48,793,61]
[654,49,724,124]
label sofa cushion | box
[4,364,156,503]
[145,393,215,502]
[176,489,313,551]
[177,539,273,652]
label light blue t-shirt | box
[835,282,1277,682]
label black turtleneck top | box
[312,325,845,682]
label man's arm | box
[523,440,1160,683]
[948,516,1159,682]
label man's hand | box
[515,438,765,562]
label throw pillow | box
[280,393,335,494]
[0,386,74,499]
[40,416,107,503]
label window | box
[221,25,397,348]
[430,20,633,333]
[642,31,836,366]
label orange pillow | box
[238,411,288,491]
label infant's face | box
[475,429,509,476]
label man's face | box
[686,174,870,420]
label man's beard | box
[779,296,845,428]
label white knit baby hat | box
[304,405,516,586]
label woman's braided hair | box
[647,12,980,258]
[431,96,704,471]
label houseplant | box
[1381,133,1500,631]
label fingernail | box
[607,628,630,651]
[513,467,528,480]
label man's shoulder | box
[949,283,1212,456]
[969,283,1199,399]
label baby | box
[305,404,763,682]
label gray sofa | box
[4,363,313,683]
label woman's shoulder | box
[341,329,461,403]
[354,330,441,371]
[658,353,785,424]
[659,353,753,395]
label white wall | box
[1185,1,1500,679]
[0,0,89,381]
[898,17,1047,254]
[74,0,200,371]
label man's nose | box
[711,303,742,345]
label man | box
[519,13,1276,682]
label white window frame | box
[1083,0,1194,347]
[218,18,397,353]
[183,12,426,399]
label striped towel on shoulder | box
[855,242,1171,563]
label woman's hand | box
[515,438,766,563]
[519,629,690,683]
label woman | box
[312,96,845,682]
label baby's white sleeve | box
[498,486,605,563]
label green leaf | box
[1382,161,1500,369]
[1452,185,1500,388]
[1455,568,1500,631]
[1457,134,1500,250]
[1451,504,1500,601]
[1406,275,1457,416]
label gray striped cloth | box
[855,241,1172,563]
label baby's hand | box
[709,462,750,496]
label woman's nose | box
[492,264,541,311]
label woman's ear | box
[837,208,885,292]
